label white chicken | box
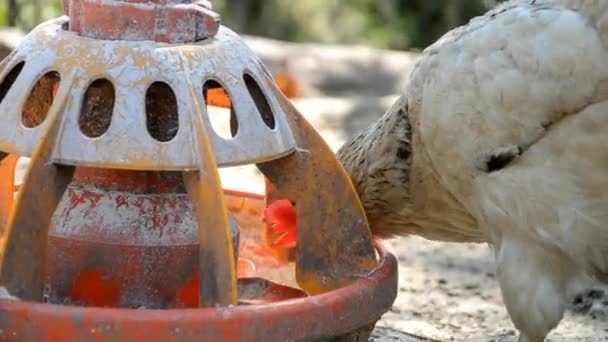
[336,0,608,341]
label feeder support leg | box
[0,83,75,301]
[258,85,378,295]
[183,87,237,307]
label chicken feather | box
[337,1,608,340]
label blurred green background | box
[0,0,500,50]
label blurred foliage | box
[0,0,63,29]
[213,0,499,50]
[0,0,502,50]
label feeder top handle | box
[64,0,220,43]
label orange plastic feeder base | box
[0,190,398,342]
[0,248,396,341]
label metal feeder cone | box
[0,1,398,341]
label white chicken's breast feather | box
[338,0,608,340]
[409,0,608,264]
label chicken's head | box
[336,93,482,242]
[335,96,417,238]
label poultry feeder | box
[0,0,398,341]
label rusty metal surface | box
[67,0,220,43]
[45,168,241,309]
[0,5,396,339]
[0,81,76,301]
[184,168,238,307]
[183,85,238,307]
[258,87,378,295]
[0,242,398,342]
[0,18,296,170]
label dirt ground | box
[372,238,608,342]
[7,31,608,342]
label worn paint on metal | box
[67,0,220,43]
[0,7,396,339]
[45,167,241,308]
[51,171,198,246]
[0,18,296,170]
[258,88,379,296]
[183,84,237,307]
[0,241,397,342]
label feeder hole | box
[218,164,264,194]
[2,156,27,196]
[0,61,24,105]
[0,153,21,237]
[146,82,179,142]
[243,73,275,130]
[203,80,238,139]
[14,156,27,192]
[79,79,115,138]
[22,71,61,128]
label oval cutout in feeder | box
[146,81,179,142]
[79,79,115,138]
[203,79,238,139]
[244,73,275,130]
[22,71,60,128]
[0,61,24,105]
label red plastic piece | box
[263,200,297,248]
[69,268,121,307]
